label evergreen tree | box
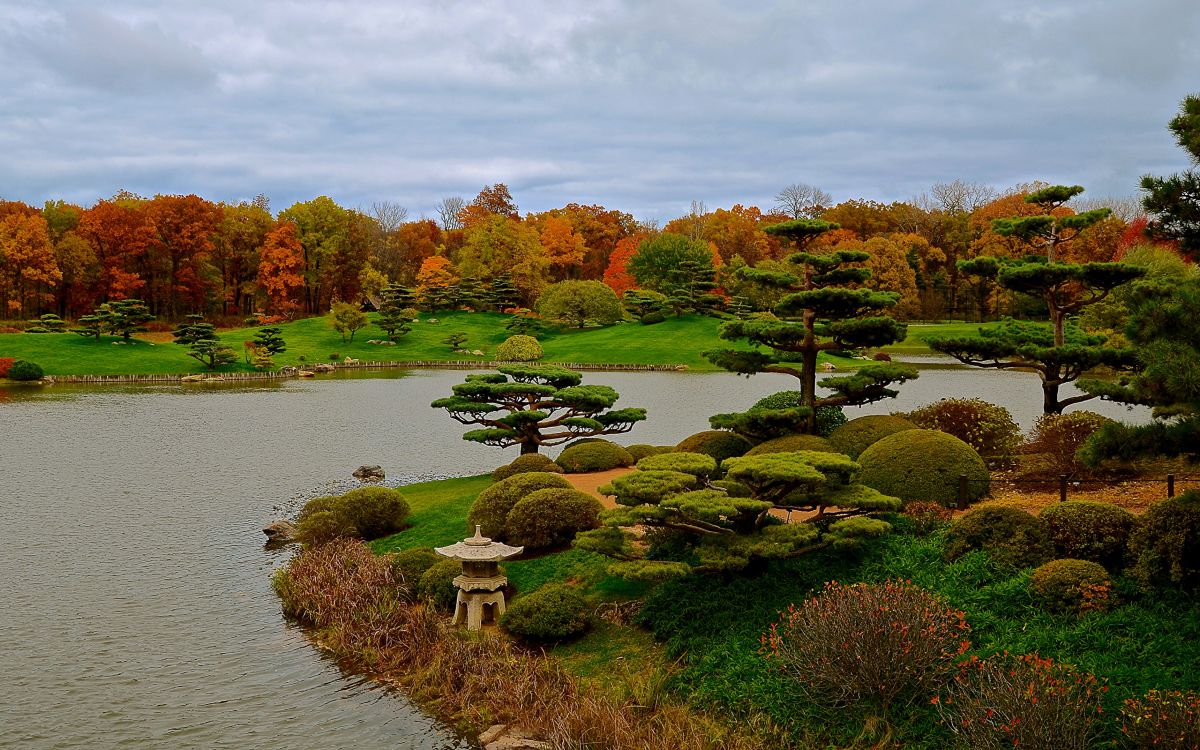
[173,317,236,370]
[443,332,468,350]
[71,313,104,340]
[252,326,287,354]
[505,311,545,338]
[929,186,1146,413]
[726,295,753,319]
[1141,95,1200,260]
[663,259,722,316]
[455,276,486,311]
[705,219,917,434]
[431,364,647,454]
[97,299,154,342]
[375,283,415,341]
[621,289,667,318]
[486,273,521,312]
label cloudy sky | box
[1,1,1197,221]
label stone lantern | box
[434,525,523,630]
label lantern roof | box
[435,525,524,561]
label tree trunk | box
[1042,380,1063,414]
[801,309,819,434]
[520,441,540,455]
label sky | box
[1,0,1198,222]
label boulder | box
[313,363,336,373]
[353,465,385,482]
[280,366,299,376]
[180,374,205,383]
[263,519,298,544]
[298,370,315,377]
[471,350,485,356]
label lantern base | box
[451,589,507,631]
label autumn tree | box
[0,209,61,315]
[930,186,1146,413]
[602,233,649,297]
[705,219,917,433]
[415,255,459,311]
[436,196,466,231]
[257,221,305,316]
[1141,94,1200,260]
[459,183,519,229]
[76,195,155,301]
[41,199,93,317]
[535,203,638,278]
[457,214,548,303]
[432,364,646,454]
[535,281,623,328]
[539,215,586,279]
[280,197,368,313]
[144,194,221,317]
[212,201,273,316]
[330,301,369,343]
[775,183,832,219]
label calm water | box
[0,365,1149,748]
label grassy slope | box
[883,320,1001,355]
[0,311,867,376]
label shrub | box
[738,391,846,438]
[495,334,544,362]
[640,311,666,325]
[0,357,14,378]
[1039,501,1136,570]
[936,653,1106,750]
[904,398,1021,463]
[417,559,462,611]
[1029,559,1112,614]
[1122,689,1200,749]
[500,583,590,642]
[295,487,410,544]
[390,548,442,597]
[945,506,1053,570]
[1027,411,1113,475]
[468,472,573,539]
[1127,491,1200,589]
[763,580,970,711]
[556,441,635,473]
[505,488,604,549]
[905,501,953,536]
[492,453,564,481]
[7,360,44,381]
[673,430,752,462]
[625,444,672,461]
[856,429,989,506]
[745,434,834,456]
[709,479,751,497]
[827,414,917,458]
[814,406,848,438]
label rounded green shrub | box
[294,509,353,545]
[674,430,752,462]
[626,444,673,462]
[7,360,44,381]
[904,398,1021,463]
[295,486,410,544]
[745,434,835,456]
[749,392,847,438]
[390,548,442,596]
[492,453,564,481]
[500,583,590,642]
[856,429,989,506]
[1127,491,1200,589]
[827,415,917,458]
[945,506,1053,570]
[417,559,462,611]
[640,311,666,325]
[468,472,573,539]
[505,488,604,549]
[1039,502,1136,570]
[1029,559,1111,614]
[556,440,635,473]
[495,334,544,362]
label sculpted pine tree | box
[575,450,897,580]
[929,186,1146,413]
[705,219,917,434]
[1141,95,1200,259]
[97,299,155,342]
[432,364,646,454]
[173,317,236,370]
[375,283,415,341]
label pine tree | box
[252,326,287,354]
[663,259,723,316]
[375,283,415,341]
[455,276,486,311]
[173,317,236,370]
[705,218,917,434]
[97,299,154,342]
[1141,95,1200,259]
[486,273,521,312]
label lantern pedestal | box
[435,526,524,631]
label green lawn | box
[884,320,1002,355]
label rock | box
[485,734,551,750]
[820,362,837,371]
[298,370,315,377]
[280,366,299,376]
[353,465,385,482]
[478,725,508,745]
[343,357,360,365]
[202,376,225,382]
[471,350,485,356]
[313,363,336,373]
[367,340,381,345]
[427,318,439,324]
[263,519,298,544]
[180,374,205,383]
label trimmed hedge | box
[945,506,1053,570]
[7,360,44,381]
[827,415,917,458]
[674,430,752,463]
[468,472,573,539]
[904,398,1021,462]
[1029,559,1111,614]
[1039,502,1136,570]
[856,429,989,506]
[626,444,673,462]
[417,559,462,611]
[494,334,544,361]
[390,547,442,597]
[492,453,564,481]
[505,488,604,549]
[745,434,835,456]
[1128,492,1200,589]
[500,583,590,642]
[556,441,635,473]
[295,486,410,544]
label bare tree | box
[774,183,832,219]
[436,196,465,230]
[1071,195,1142,223]
[920,180,999,215]
[370,200,409,233]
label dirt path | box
[563,467,635,509]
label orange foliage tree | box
[0,210,62,315]
[602,233,650,296]
[76,196,155,301]
[145,194,221,317]
[538,215,586,279]
[257,221,305,315]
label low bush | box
[936,653,1106,750]
[827,414,917,458]
[500,583,591,642]
[904,398,1021,463]
[295,486,410,544]
[1029,559,1112,615]
[904,501,953,536]
[556,441,635,473]
[505,488,604,549]
[7,360,44,381]
[1122,689,1200,749]
[625,444,673,461]
[494,334,544,362]
[814,406,848,438]
[640,311,666,325]
[390,548,442,597]
[673,430,752,463]
[417,559,462,611]
[945,506,1053,570]
[1128,491,1200,589]
[468,472,572,539]
[1027,411,1113,476]
[856,429,989,506]
[763,580,970,711]
[1039,501,1136,570]
[492,453,564,481]
[745,434,834,456]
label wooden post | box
[956,474,968,509]
[1168,474,1176,498]
[1059,474,1068,503]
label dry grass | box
[974,477,1200,517]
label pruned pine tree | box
[252,326,287,354]
[375,284,415,341]
[173,318,236,370]
[705,219,916,434]
[431,364,646,454]
[487,274,521,312]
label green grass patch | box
[884,321,1003,355]
[371,474,492,552]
